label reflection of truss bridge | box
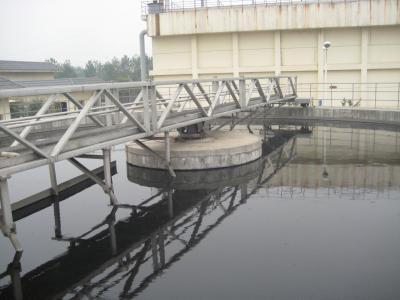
[0,133,296,300]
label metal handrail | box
[141,0,364,15]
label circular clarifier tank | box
[126,130,262,170]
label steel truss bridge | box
[0,76,297,252]
[0,131,296,300]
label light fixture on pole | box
[323,41,331,106]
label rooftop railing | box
[141,0,357,15]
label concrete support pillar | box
[317,29,325,102]
[232,32,240,77]
[274,31,281,76]
[0,176,14,234]
[191,35,199,79]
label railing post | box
[374,83,378,108]
[239,78,247,108]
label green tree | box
[84,60,97,77]
[56,60,77,78]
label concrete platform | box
[126,130,262,170]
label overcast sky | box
[0,0,148,66]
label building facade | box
[144,0,400,106]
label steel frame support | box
[134,139,176,178]
[48,162,62,237]
[157,84,183,129]
[167,189,173,218]
[0,124,49,159]
[68,157,118,205]
[10,94,58,147]
[239,78,247,108]
[0,176,14,234]
[63,92,105,127]
[103,147,113,206]
[0,176,22,252]
[103,89,146,132]
[51,90,103,158]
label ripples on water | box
[0,125,400,300]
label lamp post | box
[323,41,331,106]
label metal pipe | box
[140,30,148,81]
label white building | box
[143,0,400,107]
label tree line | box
[46,55,153,82]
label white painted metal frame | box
[0,76,296,252]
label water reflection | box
[1,125,399,300]
[0,130,297,299]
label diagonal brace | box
[51,90,103,158]
[68,157,118,204]
[134,140,176,177]
[0,124,49,159]
[103,89,146,132]
[183,84,208,117]
[63,92,105,127]
[225,82,241,108]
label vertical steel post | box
[150,84,158,132]
[143,85,151,132]
[103,147,114,206]
[239,78,246,108]
[240,183,247,203]
[164,131,171,164]
[109,218,117,256]
[151,235,159,271]
[168,189,173,218]
[103,148,112,190]
[105,91,113,127]
[375,83,378,108]
[158,231,166,266]
[9,258,23,300]
[48,163,59,196]
[49,163,62,237]
[0,176,14,234]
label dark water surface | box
[1,126,400,300]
